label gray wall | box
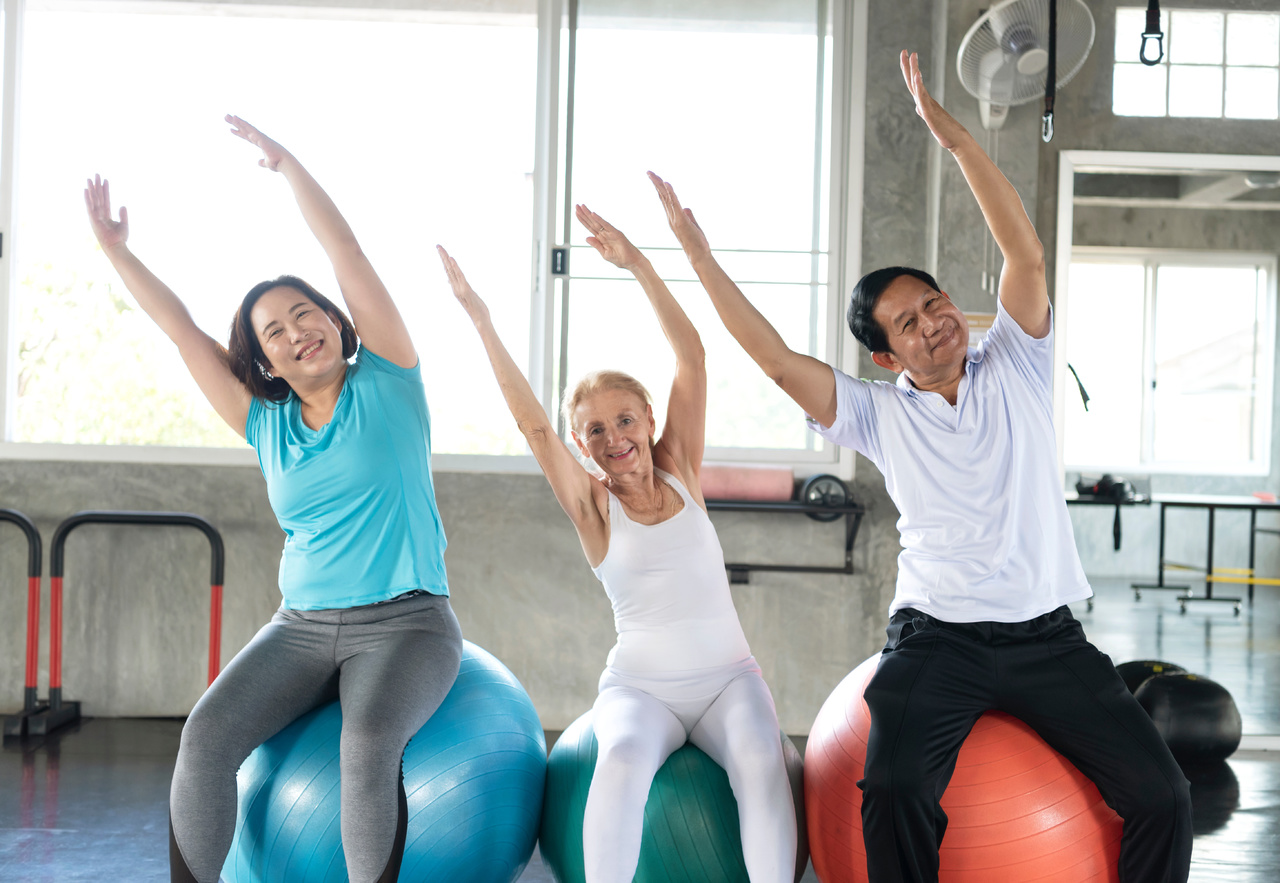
[0,461,903,733]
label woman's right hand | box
[437,246,491,325]
[575,204,644,271]
[84,174,128,250]
[648,171,711,264]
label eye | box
[590,426,603,436]
[267,328,281,339]
[621,417,632,425]
[297,309,310,318]
[903,319,914,332]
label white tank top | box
[592,469,753,673]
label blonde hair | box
[561,370,653,434]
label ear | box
[570,430,589,459]
[870,351,905,374]
[939,289,952,300]
[646,403,656,436]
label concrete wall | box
[0,460,904,733]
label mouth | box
[931,324,956,352]
[607,446,636,461]
[296,340,323,361]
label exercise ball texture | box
[805,655,1123,883]
[1135,672,1242,764]
[222,641,545,882]
[1115,659,1186,694]
[540,710,808,883]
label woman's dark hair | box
[226,275,359,402]
[846,266,942,354]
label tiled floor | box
[2,578,1277,881]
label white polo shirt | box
[811,300,1091,623]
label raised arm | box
[900,51,1049,338]
[437,246,609,564]
[574,203,707,481]
[226,115,417,367]
[648,172,838,428]
[84,175,252,437]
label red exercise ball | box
[804,655,1124,882]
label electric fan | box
[957,0,1095,134]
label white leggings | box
[583,658,797,883]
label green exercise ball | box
[539,710,808,883]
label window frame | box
[1063,246,1277,475]
[0,0,868,477]
[1054,149,1280,480]
[1112,6,1280,120]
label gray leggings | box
[169,591,463,883]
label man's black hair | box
[846,266,942,354]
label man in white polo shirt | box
[651,51,1192,883]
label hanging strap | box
[1042,0,1057,142]
[1141,0,1164,65]
[1067,363,1090,412]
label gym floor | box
[3,577,1278,882]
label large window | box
[1113,7,1280,119]
[1063,250,1276,474]
[12,0,538,456]
[0,0,857,467]
[560,1,834,458]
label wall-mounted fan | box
[957,0,1095,134]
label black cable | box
[1043,0,1057,142]
[1141,0,1164,65]
[1067,362,1090,411]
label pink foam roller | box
[699,465,794,502]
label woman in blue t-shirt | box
[85,117,462,883]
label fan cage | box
[957,0,1096,106]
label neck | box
[607,467,661,505]
[906,361,965,406]
[291,363,348,428]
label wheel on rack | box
[800,474,848,522]
[1133,589,1142,600]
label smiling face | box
[570,387,657,479]
[249,286,347,387]
[870,274,969,384]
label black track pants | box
[859,605,1192,883]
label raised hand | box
[437,245,491,325]
[647,172,710,264]
[900,50,966,151]
[574,204,644,271]
[226,114,292,171]
[84,174,129,249]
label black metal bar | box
[29,510,226,736]
[1249,508,1258,605]
[1131,500,1190,597]
[1177,504,1240,611]
[50,511,224,585]
[1,509,44,737]
[706,499,866,584]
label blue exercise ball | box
[222,641,546,882]
[540,709,808,883]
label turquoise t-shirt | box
[245,347,449,610]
